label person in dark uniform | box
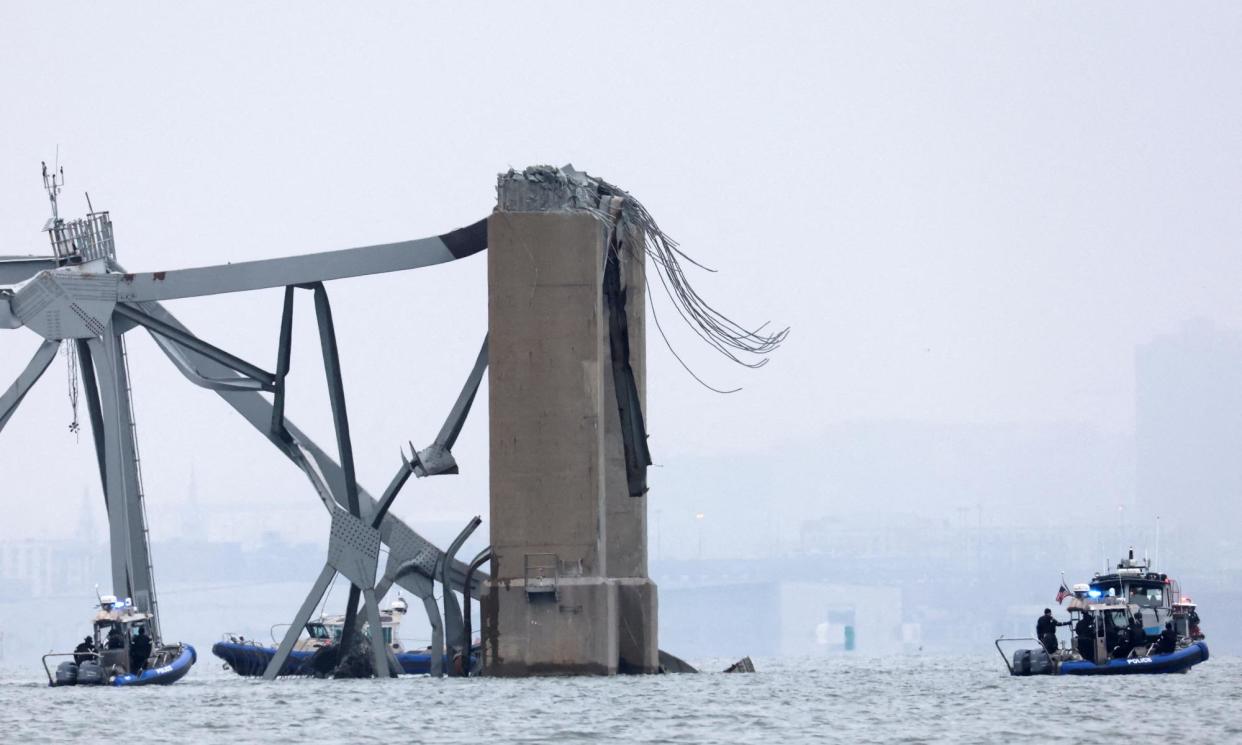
[1188,607,1203,639]
[73,636,96,665]
[105,626,124,650]
[1074,613,1096,663]
[1153,622,1177,655]
[1036,608,1068,653]
[1128,613,1147,649]
[1111,613,1146,659]
[130,626,152,673]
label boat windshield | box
[306,623,331,640]
[1106,610,1130,629]
[1127,585,1164,608]
[1091,578,1166,607]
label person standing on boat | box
[130,626,153,673]
[1153,622,1177,655]
[1074,613,1096,662]
[73,636,96,665]
[1036,609,1068,653]
[106,626,124,650]
[1188,605,1203,639]
[1111,613,1145,659]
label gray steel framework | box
[1,182,491,674]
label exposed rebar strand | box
[497,165,788,391]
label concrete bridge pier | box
[482,167,658,676]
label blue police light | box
[1088,590,1102,599]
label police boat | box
[213,596,452,676]
[997,548,1209,676]
[43,595,196,687]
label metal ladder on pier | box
[120,336,160,632]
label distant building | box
[1136,320,1242,542]
[659,579,907,658]
[0,539,102,597]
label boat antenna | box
[1154,515,1161,571]
[42,157,65,221]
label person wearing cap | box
[1036,608,1068,653]
[73,635,95,665]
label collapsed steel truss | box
[0,177,490,678]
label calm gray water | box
[1,654,1237,743]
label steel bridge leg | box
[362,587,394,677]
[271,286,295,440]
[421,590,444,677]
[75,340,108,502]
[0,339,58,434]
[265,563,336,680]
[87,331,157,635]
[308,283,371,663]
[373,570,444,677]
[441,516,481,675]
[462,546,492,675]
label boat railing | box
[220,632,267,647]
[40,651,89,687]
[270,623,292,644]
[993,636,1042,675]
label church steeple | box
[183,463,208,542]
[76,485,95,543]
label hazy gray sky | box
[2,2,1240,543]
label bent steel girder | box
[461,546,492,676]
[0,255,56,286]
[307,283,387,675]
[114,303,275,391]
[115,220,486,302]
[0,338,58,434]
[264,564,335,679]
[5,220,485,340]
[265,285,393,680]
[416,336,488,477]
[441,515,481,676]
[377,559,443,677]
[133,299,483,594]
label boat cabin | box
[1088,551,1172,608]
[1065,599,1149,663]
[91,595,156,675]
[295,596,410,653]
[1085,549,1181,637]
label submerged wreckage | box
[1,162,784,682]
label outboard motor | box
[54,661,78,686]
[76,660,105,685]
[1010,648,1054,676]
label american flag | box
[1055,581,1071,604]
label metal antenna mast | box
[42,159,64,221]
